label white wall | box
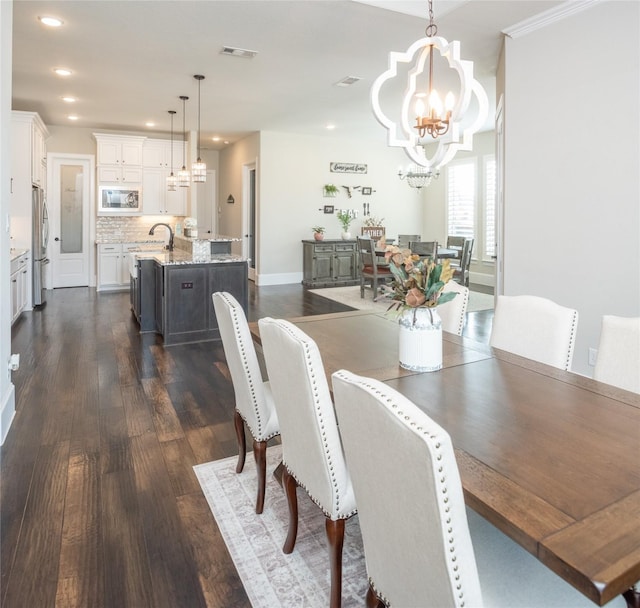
[1,0,15,443]
[503,0,640,375]
[255,130,426,284]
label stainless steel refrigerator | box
[32,186,49,306]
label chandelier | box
[166,110,177,191]
[398,165,439,190]
[371,0,488,172]
[191,74,206,183]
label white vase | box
[341,231,351,240]
[398,307,443,372]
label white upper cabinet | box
[143,139,184,169]
[141,139,187,215]
[94,134,145,184]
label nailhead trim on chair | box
[221,292,278,442]
[564,310,578,371]
[335,371,469,607]
[456,287,470,336]
[277,321,356,519]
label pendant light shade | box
[166,110,177,192]
[192,74,206,183]
[178,95,190,187]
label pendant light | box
[166,110,177,191]
[178,95,190,187]
[191,74,206,182]
[370,0,488,173]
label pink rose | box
[405,287,426,307]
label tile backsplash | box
[96,216,185,243]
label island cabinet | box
[302,239,359,288]
[153,260,248,345]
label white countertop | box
[10,248,29,262]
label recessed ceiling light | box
[212,136,221,142]
[224,140,229,145]
[61,96,76,103]
[145,122,155,128]
[54,67,72,76]
[67,115,79,121]
[38,16,63,27]
[326,124,336,130]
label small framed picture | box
[362,187,372,195]
[323,205,335,214]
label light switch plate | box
[588,347,598,367]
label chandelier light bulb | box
[429,90,443,117]
[415,98,426,118]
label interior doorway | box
[47,154,94,288]
[242,162,257,282]
[494,96,504,300]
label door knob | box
[54,237,60,241]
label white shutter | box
[446,161,475,239]
[484,157,496,259]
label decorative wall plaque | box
[329,162,367,174]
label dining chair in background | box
[331,369,624,608]
[446,235,466,259]
[594,315,640,393]
[438,281,470,336]
[409,240,438,261]
[451,237,474,287]
[490,295,578,370]
[211,292,280,514]
[397,234,420,248]
[357,236,393,302]
[258,317,357,608]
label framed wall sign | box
[323,205,335,214]
[362,187,372,195]
[329,162,367,174]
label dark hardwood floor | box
[2,283,492,607]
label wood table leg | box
[623,586,640,608]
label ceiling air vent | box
[334,76,361,87]
[220,46,258,59]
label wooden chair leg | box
[366,584,385,608]
[253,439,267,514]
[326,517,346,608]
[282,467,299,554]
[234,410,246,474]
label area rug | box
[309,285,494,313]
[194,445,367,607]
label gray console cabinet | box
[302,239,358,288]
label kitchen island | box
[131,249,248,345]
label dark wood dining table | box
[250,310,640,607]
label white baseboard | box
[256,272,303,286]
[470,271,494,288]
[0,383,16,445]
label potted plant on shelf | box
[336,210,354,240]
[312,226,326,241]
[323,184,339,198]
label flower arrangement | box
[336,210,354,232]
[384,245,457,311]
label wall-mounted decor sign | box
[227,194,235,204]
[361,187,373,195]
[330,162,367,174]
[323,205,335,214]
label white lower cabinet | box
[10,252,29,324]
[97,243,140,291]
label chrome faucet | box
[149,222,175,251]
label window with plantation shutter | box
[446,161,475,240]
[484,156,496,260]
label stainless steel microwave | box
[98,186,141,213]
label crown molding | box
[502,0,602,39]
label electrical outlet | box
[588,347,598,367]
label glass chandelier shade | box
[166,110,177,192]
[192,74,206,183]
[398,165,439,190]
[178,95,190,187]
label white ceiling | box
[11,0,565,151]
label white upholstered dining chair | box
[438,281,469,336]
[594,315,640,393]
[490,295,578,370]
[331,369,627,608]
[212,292,280,514]
[258,317,357,608]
